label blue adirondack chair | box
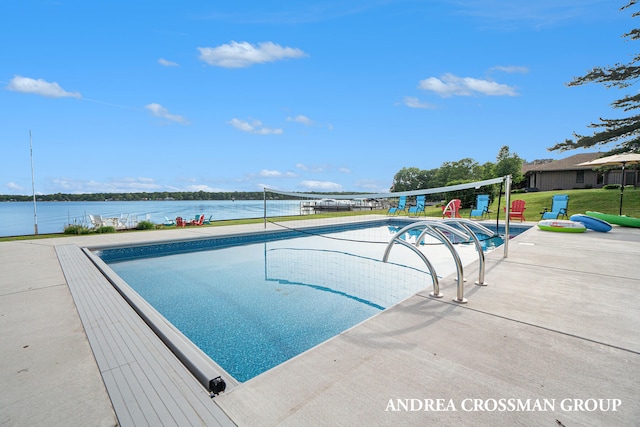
[541,194,569,219]
[387,196,406,215]
[469,194,491,219]
[408,195,426,217]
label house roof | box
[522,153,603,173]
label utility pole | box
[30,130,38,235]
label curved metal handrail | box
[383,221,469,303]
[442,219,496,286]
[384,237,443,298]
[414,223,468,303]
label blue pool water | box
[100,221,526,382]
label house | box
[521,153,636,191]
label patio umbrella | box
[578,153,640,215]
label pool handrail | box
[414,223,468,303]
[383,221,469,303]
[442,219,496,286]
[384,237,443,299]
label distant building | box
[522,153,637,191]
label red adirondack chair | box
[188,214,205,226]
[442,199,462,218]
[175,217,187,227]
[504,199,526,222]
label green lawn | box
[416,188,640,220]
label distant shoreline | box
[0,190,373,203]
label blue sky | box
[1,0,635,195]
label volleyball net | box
[258,176,514,305]
[263,175,511,233]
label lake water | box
[0,200,301,237]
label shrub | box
[136,220,155,230]
[64,224,91,235]
[96,226,116,234]
[603,184,621,190]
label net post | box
[503,175,511,259]
[263,188,267,229]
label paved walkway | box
[1,219,639,426]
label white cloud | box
[300,180,343,191]
[353,179,389,193]
[6,182,24,192]
[259,169,297,178]
[144,103,190,124]
[338,167,351,174]
[198,41,308,68]
[6,75,81,98]
[403,96,436,109]
[445,0,610,29]
[228,118,283,134]
[158,58,179,67]
[287,114,314,126]
[184,184,227,192]
[51,177,162,193]
[418,73,518,97]
[260,169,282,177]
[490,65,529,74]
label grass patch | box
[416,188,640,219]
[2,188,638,242]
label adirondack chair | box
[442,199,462,218]
[188,214,205,226]
[88,214,104,229]
[505,199,526,222]
[175,216,187,227]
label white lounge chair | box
[88,214,104,229]
[117,214,129,230]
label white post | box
[503,175,511,258]
[30,130,38,235]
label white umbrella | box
[578,153,640,215]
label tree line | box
[0,190,377,202]
[0,191,290,202]
[1,146,523,203]
[390,146,524,192]
[388,146,525,208]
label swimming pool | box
[98,219,525,383]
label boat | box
[537,219,586,233]
[299,198,385,215]
[585,211,640,228]
[569,214,612,232]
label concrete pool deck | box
[1,218,639,426]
